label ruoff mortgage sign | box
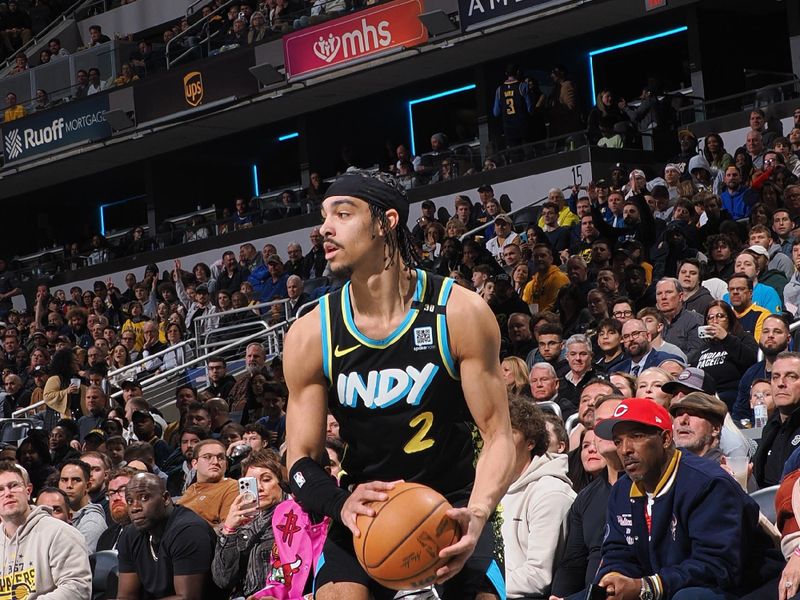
[2,94,111,163]
[283,0,428,80]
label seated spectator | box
[58,459,107,552]
[249,255,289,302]
[35,486,72,523]
[522,244,569,313]
[48,37,69,57]
[551,395,624,598]
[3,92,26,122]
[1,1,32,55]
[637,307,687,361]
[594,398,784,599]
[669,392,729,465]
[166,426,206,498]
[211,449,286,596]
[501,356,530,396]
[132,409,171,470]
[177,438,238,527]
[608,319,681,376]
[594,317,625,372]
[695,301,758,409]
[86,67,108,95]
[504,312,536,361]
[73,69,89,99]
[87,24,110,47]
[529,362,574,417]
[9,52,27,75]
[560,334,597,410]
[501,397,575,599]
[485,214,519,264]
[727,273,770,341]
[96,466,136,551]
[754,352,800,488]
[16,432,54,497]
[678,258,714,315]
[656,278,704,363]
[33,88,53,112]
[635,367,675,407]
[540,202,571,253]
[0,461,91,596]
[117,473,222,599]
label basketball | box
[353,482,462,590]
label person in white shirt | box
[86,67,108,95]
[485,214,519,264]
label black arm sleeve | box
[289,456,350,523]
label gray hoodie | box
[0,505,91,599]
[71,502,107,552]
[500,453,576,599]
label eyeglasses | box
[0,481,24,494]
[613,310,632,318]
[621,331,647,342]
[107,485,127,499]
[707,313,728,321]
[197,454,227,463]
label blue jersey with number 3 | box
[319,268,476,500]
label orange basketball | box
[353,482,461,591]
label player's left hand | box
[434,506,486,584]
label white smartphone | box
[698,326,714,339]
[238,476,259,509]
[70,377,81,389]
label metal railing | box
[12,401,45,418]
[192,298,291,354]
[165,0,238,70]
[0,0,86,73]
[106,339,196,382]
[109,318,287,410]
[676,78,800,125]
[459,186,573,242]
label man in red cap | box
[593,398,783,600]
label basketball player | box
[285,171,515,600]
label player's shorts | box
[313,504,505,599]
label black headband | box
[324,174,409,225]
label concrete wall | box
[77,0,197,43]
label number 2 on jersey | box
[403,411,435,454]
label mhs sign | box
[283,0,427,80]
[2,95,111,163]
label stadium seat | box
[750,485,779,524]
[536,401,562,420]
[89,550,119,600]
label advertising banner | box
[283,0,427,80]
[458,0,575,32]
[2,94,111,163]
[133,48,258,123]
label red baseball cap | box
[595,398,672,440]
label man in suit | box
[287,275,310,317]
[609,318,681,375]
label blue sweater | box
[720,186,757,220]
[597,451,783,599]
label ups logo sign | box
[184,71,203,107]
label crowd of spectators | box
[0,102,796,599]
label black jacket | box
[754,406,800,487]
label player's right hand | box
[341,480,402,538]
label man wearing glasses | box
[609,318,682,376]
[177,439,238,527]
[117,472,220,600]
[97,466,136,551]
[0,461,91,597]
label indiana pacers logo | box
[183,71,204,107]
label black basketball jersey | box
[319,268,476,500]
[498,81,528,130]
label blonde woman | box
[445,217,467,239]
[635,367,674,407]
[501,356,529,396]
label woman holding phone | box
[211,449,286,598]
[43,348,88,421]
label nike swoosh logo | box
[334,344,361,358]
